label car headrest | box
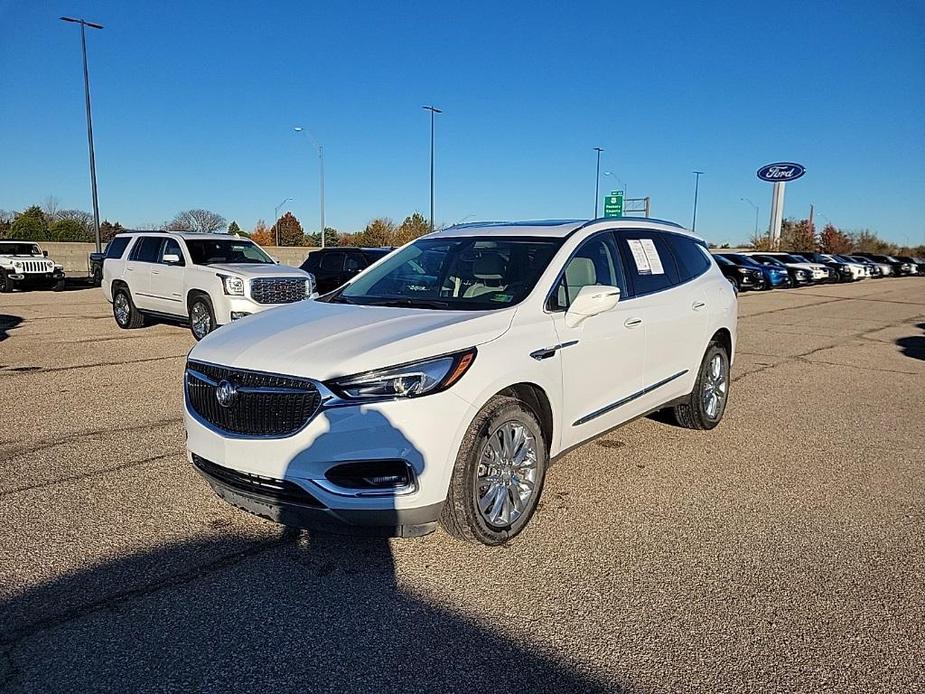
[473,252,506,280]
[566,257,596,287]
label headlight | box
[304,273,316,296]
[328,349,476,400]
[13,261,21,268]
[796,270,807,278]
[217,274,245,295]
[736,268,750,275]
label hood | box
[189,299,516,381]
[207,262,308,279]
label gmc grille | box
[249,277,307,305]
[185,361,322,437]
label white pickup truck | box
[0,241,65,292]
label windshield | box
[185,239,273,265]
[0,243,41,256]
[714,255,734,266]
[725,254,762,268]
[334,236,562,310]
[776,254,806,263]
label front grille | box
[192,454,324,507]
[249,277,307,305]
[186,361,322,437]
[19,260,51,273]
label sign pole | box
[768,181,785,249]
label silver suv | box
[102,231,316,339]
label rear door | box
[316,251,346,293]
[125,236,163,309]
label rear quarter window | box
[665,234,712,282]
[106,236,132,259]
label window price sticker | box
[627,239,665,275]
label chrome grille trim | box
[185,360,323,438]
[249,277,307,305]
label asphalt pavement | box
[1,278,923,693]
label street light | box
[60,16,104,253]
[273,197,292,246]
[602,171,627,195]
[293,127,325,248]
[691,171,704,232]
[422,106,442,231]
[593,147,604,217]
[740,197,759,237]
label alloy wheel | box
[475,420,539,528]
[191,302,212,339]
[114,293,130,325]
[702,354,728,420]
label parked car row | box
[712,250,925,292]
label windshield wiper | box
[366,297,452,309]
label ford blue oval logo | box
[757,162,806,182]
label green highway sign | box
[604,190,624,218]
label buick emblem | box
[215,380,238,408]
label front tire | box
[0,270,13,293]
[672,342,730,430]
[112,286,145,329]
[440,396,547,545]
[189,295,216,341]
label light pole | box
[273,197,292,246]
[60,16,104,253]
[293,127,325,248]
[740,197,759,237]
[691,171,704,232]
[593,147,604,217]
[422,106,442,231]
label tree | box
[165,209,226,233]
[50,218,92,242]
[0,210,14,238]
[276,212,306,246]
[227,221,242,236]
[357,218,396,247]
[849,229,895,254]
[41,195,61,221]
[818,224,852,254]
[308,227,340,247]
[395,212,430,245]
[99,220,124,243]
[780,217,816,252]
[10,206,49,241]
[250,220,274,246]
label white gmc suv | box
[102,231,316,339]
[184,219,737,545]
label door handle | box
[151,270,161,275]
[624,317,643,328]
[692,301,706,311]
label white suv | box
[0,241,65,292]
[102,231,316,339]
[184,219,737,544]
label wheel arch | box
[496,382,554,455]
[711,327,733,362]
[186,288,213,311]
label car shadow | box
[0,406,621,691]
[896,322,925,361]
[0,314,23,342]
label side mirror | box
[565,285,620,327]
[43,250,49,257]
[162,253,182,265]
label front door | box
[549,231,646,450]
[148,237,187,316]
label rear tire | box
[112,286,145,329]
[672,342,730,430]
[440,396,547,546]
[189,295,216,341]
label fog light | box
[230,311,252,321]
[324,460,416,495]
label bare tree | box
[41,195,61,220]
[56,209,94,233]
[165,209,227,233]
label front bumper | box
[185,385,475,534]
[6,271,64,286]
[215,295,317,324]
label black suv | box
[300,247,393,294]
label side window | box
[303,253,320,271]
[616,233,679,296]
[130,236,164,263]
[344,253,364,272]
[666,234,711,283]
[105,236,131,259]
[320,251,345,272]
[549,233,625,311]
[159,238,185,266]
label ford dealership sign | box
[757,162,806,182]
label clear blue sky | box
[1,0,923,246]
